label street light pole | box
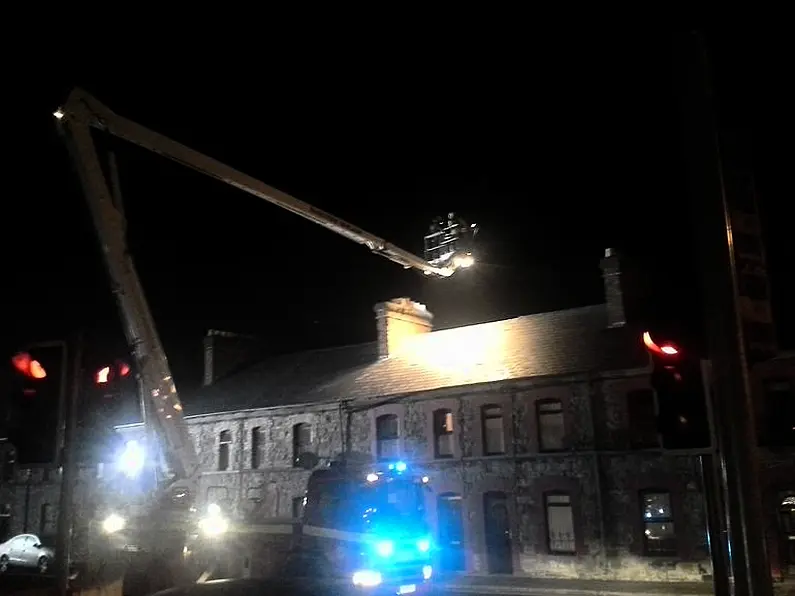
[678,33,773,596]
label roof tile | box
[184,303,647,417]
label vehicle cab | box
[293,460,434,595]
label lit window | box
[545,493,576,554]
[433,409,455,458]
[537,400,565,451]
[481,405,505,455]
[218,430,231,471]
[292,423,312,467]
[641,491,676,555]
[376,414,399,461]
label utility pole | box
[55,332,82,596]
[678,32,773,596]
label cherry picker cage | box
[423,213,478,272]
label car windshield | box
[360,478,425,523]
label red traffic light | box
[642,332,679,357]
[96,366,111,384]
[11,352,47,379]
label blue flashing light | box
[417,537,431,553]
[395,461,407,472]
[375,540,394,557]
[423,565,433,580]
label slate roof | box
[183,303,649,417]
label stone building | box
[2,249,793,582]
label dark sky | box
[3,27,791,398]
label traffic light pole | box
[679,34,773,596]
[55,332,82,596]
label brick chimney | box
[374,298,434,359]
[203,330,264,386]
[600,248,628,328]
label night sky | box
[3,28,791,400]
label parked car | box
[0,533,55,574]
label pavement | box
[440,574,795,596]
[2,570,794,596]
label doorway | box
[437,493,466,573]
[483,491,513,574]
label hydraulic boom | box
[54,88,455,502]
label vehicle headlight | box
[199,515,229,537]
[102,513,126,534]
[353,570,382,587]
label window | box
[544,493,576,554]
[376,414,399,460]
[39,503,54,536]
[627,390,658,448]
[292,496,306,519]
[433,409,455,458]
[2,450,14,483]
[763,380,794,447]
[0,504,11,542]
[537,400,565,451]
[481,405,505,455]
[218,430,231,471]
[641,491,676,555]
[292,423,312,467]
[251,427,261,469]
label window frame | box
[218,430,232,471]
[640,489,677,556]
[292,422,312,467]
[251,426,262,469]
[481,404,506,455]
[375,413,400,461]
[543,491,576,555]
[627,389,659,449]
[537,399,565,452]
[433,408,455,459]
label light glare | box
[352,570,382,587]
[102,513,126,534]
[118,440,145,478]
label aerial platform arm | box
[55,89,455,496]
[57,89,454,277]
